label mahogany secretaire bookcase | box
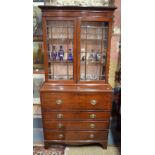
[39,6,116,149]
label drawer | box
[44,130,108,141]
[41,92,77,104]
[41,92,78,110]
[44,120,109,130]
[41,92,112,111]
[42,111,110,120]
[77,93,112,110]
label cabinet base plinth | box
[44,141,107,149]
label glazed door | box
[43,17,77,83]
[77,17,112,84]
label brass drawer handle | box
[57,123,64,128]
[90,114,96,119]
[89,134,95,139]
[57,113,63,119]
[58,134,64,139]
[90,123,95,128]
[90,99,97,105]
[56,99,63,105]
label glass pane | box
[46,20,74,80]
[80,22,108,81]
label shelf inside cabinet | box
[80,51,107,53]
[81,38,107,41]
[80,61,105,64]
[47,36,73,40]
[81,26,108,29]
[47,38,107,41]
[48,75,73,80]
[48,60,73,63]
[47,26,74,28]
[80,75,105,81]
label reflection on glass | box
[33,42,44,72]
[46,20,74,80]
[80,22,109,81]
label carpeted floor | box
[33,146,64,155]
[33,146,120,155]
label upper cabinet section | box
[39,6,116,84]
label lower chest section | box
[40,91,112,147]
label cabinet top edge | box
[40,83,113,93]
[38,5,117,11]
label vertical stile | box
[100,24,104,80]
[85,23,87,80]
[67,22,69,80]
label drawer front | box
[44,120,109,130]
[42,111,110,120]
[77,93,111,110]
[44,131,108,141]
[41,93,77,104]
[41,92,112,110]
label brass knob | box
[90,99,97,105]
[89,134,95,139]
[57,123,64,128]
[56,99,63,105]
[90,123,95,128]
[57,113,63,119]
[90,114,96,119]
[58,134,64,139]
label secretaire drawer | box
[44,131,108,141]
[42,111,110,120]
[44,120,109,130]
[41,92,112,111]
